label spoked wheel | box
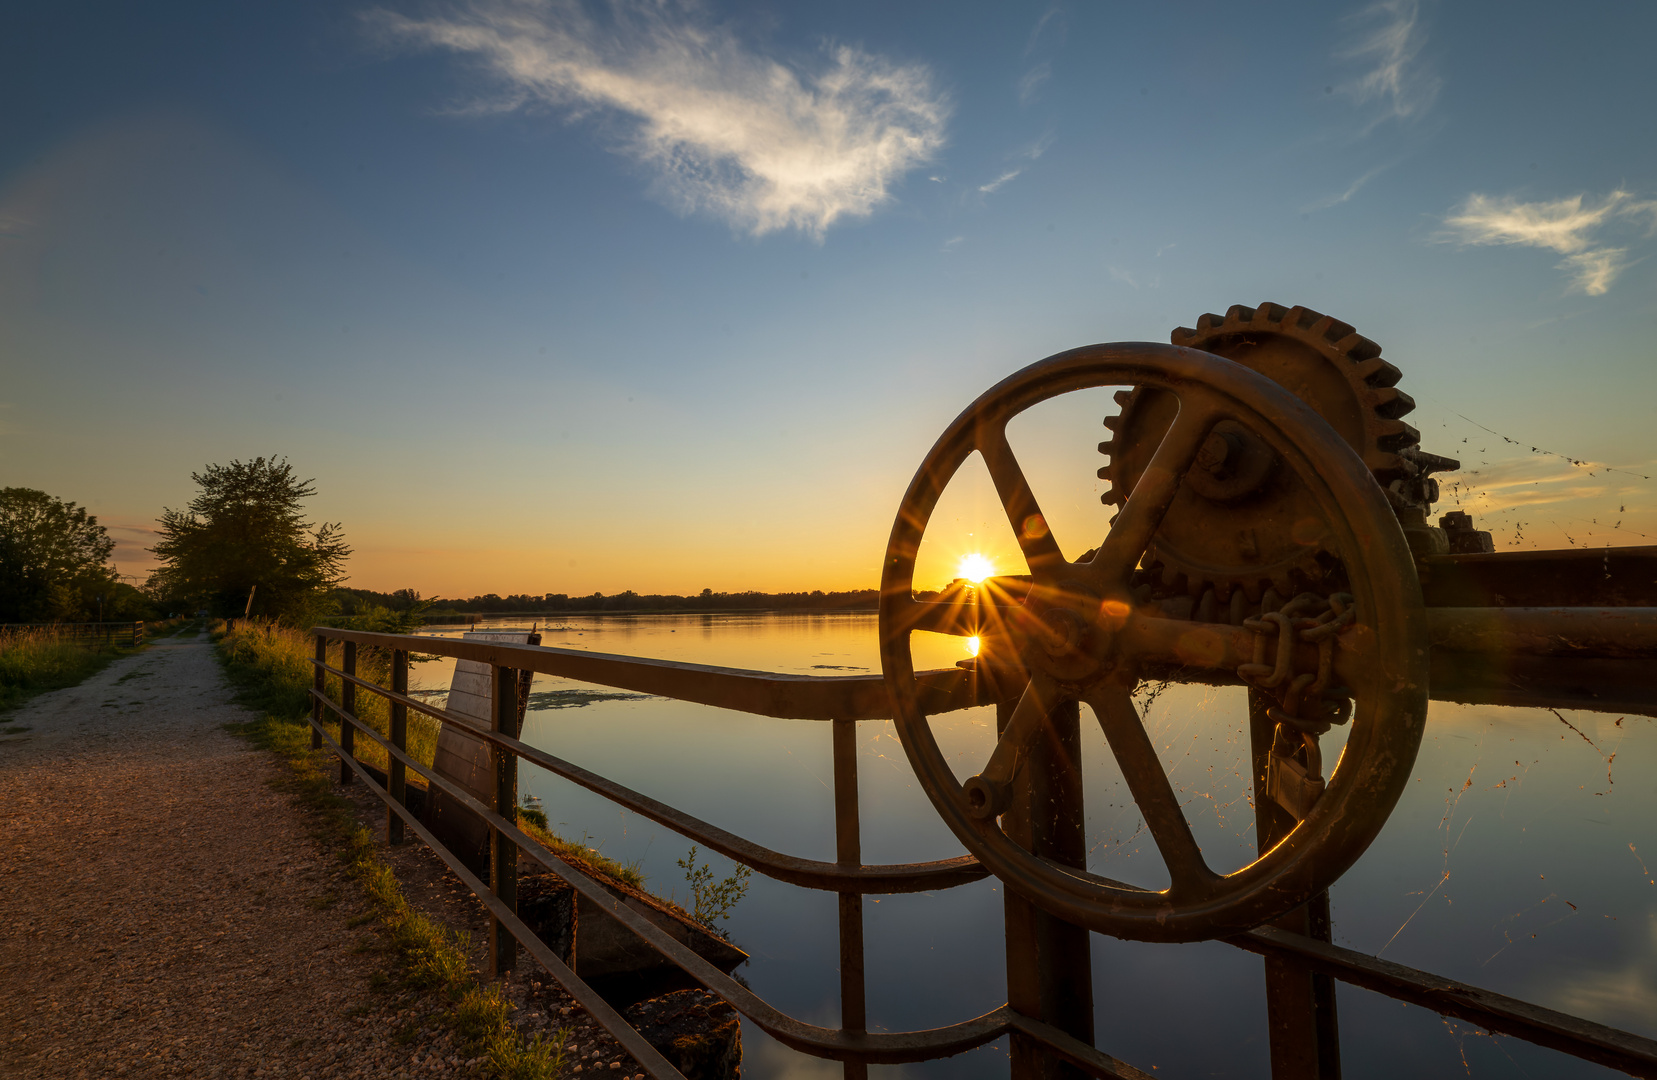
[878,342,1429,942]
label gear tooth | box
[1098,440,1114,455]
[1096,466,1110,480]
[1225,304,1256,327]
[1103,416,1120,432]
[1270,570,1296,596]
[1366,451,1410,482]
[1333,331,1382,361]
[1241,580,1264,604]
[1113,389,1134,407]
[1354,356,1402,388]
[1374,418,1421,452]
[1170,325,1198,347]
[1195,311,1227,334]
[1253,301,1289,327]
[1367,386,1416,420]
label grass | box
[0,618,187,715]
[217,619,442,773]
[214,622,570,1079]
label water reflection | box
[415,613,1655,1078]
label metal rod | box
[490,664,518,978]
[1001,697,1094,1080]
[312,660,986,894]
[1249,688,1340,1080]
[310,635,324,751]
[308,691,1020,1063]
[338,641,355,785]
[307,719,691,1080]
[833,718,869,1080]
[389,648,407,845]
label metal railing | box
[307,627,1657,1079]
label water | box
[411,613,1657,1078]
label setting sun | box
[957,553,996,584]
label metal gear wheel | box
[1099,302,1453,602]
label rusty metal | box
[489,663,519,978]
[878,342,1430,942]
[297,311,1657,1080]
[831,717,868,1080]
[388,647,407,845]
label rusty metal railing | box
[306,627,1657,1079]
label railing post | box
[389,648,409,845]
[1002,697,1094,1080]
[339,641,356,785]
[489,663,519,978]
[311,635,325,750]
[1250,688,1341,1080]
[831,717,869,1080]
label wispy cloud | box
[1438,189,1656,295]
[1302,162,1393,213]
[1017,62,1051,106]
[368,0,949,238]
[1336,0,1438,132]
[978,169,1021,195]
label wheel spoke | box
[980,425,1067,576]
[1087,400,1219,589]
[1083,685,1215,894]
[979,671,1062,788]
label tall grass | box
[0,626,151,714]
[216,619,441,771]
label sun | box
[957,552,996,585]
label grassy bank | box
[217,620,441,773]
[214,621,569,1079]
[0,619,189,714]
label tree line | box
[5,457,895,627]
[335,586,891,618]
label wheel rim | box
[878,342,1429,942]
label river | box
[410,612,1656,1079]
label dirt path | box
[0,628,646,1080]
[0,630,415,1079]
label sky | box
[4,0,1655,598]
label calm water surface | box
[412,613,1657,1079]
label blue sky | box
[4,1,1654,595]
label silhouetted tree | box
[148,457,351,622]
[0,488,117,621]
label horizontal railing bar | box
[308,718,689,1080]
[312,626,979,720]
[1004,1012,1156,1080]
[1234,925,1657,1078]
[310,663,986,893]
[310,694,1021,1063]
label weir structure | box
[308,305,1657,1079]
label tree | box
[148,457,351,622]
[0,488,118,622]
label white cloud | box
[1336,0,1439,131]
[369,0,949,238]
[1438,189,1653,295]
[1302,162,1393,213]
[978,169,1021,194]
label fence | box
[306,625,1657,1080]
[0,621,146,648]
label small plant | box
[677,846,751,938]
[519,794,549,831]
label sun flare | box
[957,553,996,584]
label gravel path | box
[0,629,643,1080]
[0,630,438,1078]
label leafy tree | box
[0,488,118,622]
[148,457,351,622]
